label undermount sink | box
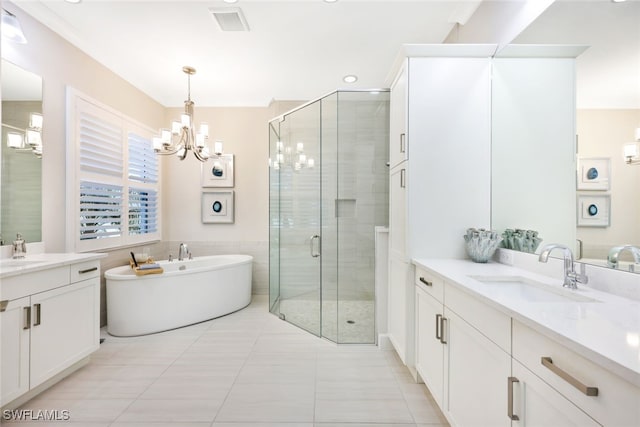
[468,275,600,303]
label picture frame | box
[201,154,234,188]
[577,157,610,190]
[577,194,610,227]
[201,191,234,224]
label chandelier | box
[270,141,315,172]
[153,66,222,162]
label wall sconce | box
[1,9,27,44]
[623,127,640,165]
[624,142,639,165]
[3,112,43,158]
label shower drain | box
[346,320,355,324]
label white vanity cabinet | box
[415,266,511,427]
[1,296,31,404]
[387,45,493,369]
[512,320,640,427]
[413,259,640,427]
[0,259,101,407]
[510,359,601,427]
[415,274,444,406]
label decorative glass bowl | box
[464,228,502,263]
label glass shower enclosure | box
[269,90,389,344]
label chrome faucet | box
[538,243,588,290]
[607,245,640,271]
[12,233,26,259]
[178,243,189,261]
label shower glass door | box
[272,100,322,336]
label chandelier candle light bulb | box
[154,66,221,162]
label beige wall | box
[2,2,165,253]
[577,109,640,259]
[1,4,308,325]
[162,107,271,242]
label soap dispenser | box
[12,233,26,259]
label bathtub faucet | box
[178,243,189,261]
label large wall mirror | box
[1,59,43,245]
[492,2,640,273]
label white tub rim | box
[105,254,253,281]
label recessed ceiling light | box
[343,75,358,83]
[65,0,82,3]
[612,0,627,2]
[223,0,239,3]
[324,0,338,3]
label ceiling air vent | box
[209,7,250,32]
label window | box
[68,90,160,251]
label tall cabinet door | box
[0,296,30,406]
[389,65,408,170]
[388,165,411,363]
[30,279,100,388]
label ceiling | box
[9,0,640,109]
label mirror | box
[1,59,43,245]
[492,2,640,273]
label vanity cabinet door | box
[29,278,100,388]
[0,296,31,406]
[511,360,601,427]
[415,286,445,407]
[446,309,511,427]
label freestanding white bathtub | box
[105,254,252,336]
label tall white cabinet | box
[387,45,494,369]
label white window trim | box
[66,88,162,252]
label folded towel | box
[137,263,161,270]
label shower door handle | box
[310,235,321,258]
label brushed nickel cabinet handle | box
[435,314,442,341]
[78,267,98,274]
[400,133,406,153]
[400,169,406,188]
[23,306,31,330]
[439,316,447,344]
[0,300,8,313]
[419,277,433,287]
[33,303,41,326]
[508,376,520,421]
[541,357,598,396]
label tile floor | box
[3,295,448,426]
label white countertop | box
[412,258,640,388]
[0,252,107,279]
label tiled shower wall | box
[98,240,268,326]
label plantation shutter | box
[78,107,124,243]
[70,90,161,251]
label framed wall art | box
[201,154,234,188]
[577,157,610,190]
[577,194,610,227]
[202,191,234,224]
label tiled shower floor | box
[279,297,375,343]
[3,295,448,426]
